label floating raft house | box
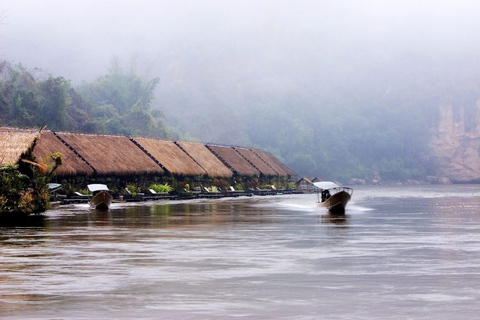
[56,132,164,176]
[133,137,206,176]
[253,148,297,177]
[32,131,94,176]
[250,148,289,176]
[234,147,279,176]
[176,141,233,178]
[207,144,261,177]
[0,128,296,178]
[0,129,39,165]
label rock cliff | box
[431,103,480,183]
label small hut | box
[234,147,279,176]
[207,145,260,177]
[0,129,39,166]
[56,133,164,175]
[133,138,207,176]
[32,131,94,176]
[295,177,315,192]
[175,141,233,178]
[252,148,296,177]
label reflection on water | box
[321,213,349,225]
[2,187,480,319]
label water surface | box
[2,185,480,319]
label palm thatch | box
[32,131,94,176]
[0,130,39,166]
[234,147,279,176]
[207,145,260,177]
[2,127,296,179]
[56,133,164,175]
[176,141,233,178]
[134,138,207,176]
[252,148,296,176]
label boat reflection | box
[321,213,349,225]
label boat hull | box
[89,191,113,210]
[318,190,351,213]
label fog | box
[2,0,480,178]
[2,0,478,82]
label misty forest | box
[2,1,480,182]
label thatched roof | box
[207,145,260,177]
[296,176,313,184]
[2,127,295,179]
[176,141,233,178]
[252,148,296,176]
[234,147,280,176]
[0,130,38,166]
[32,131,94,176]
[133,138,207,176]
[56,133,164,175]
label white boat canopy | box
[87,184,109,192]
[47,183,62,190]
[313,181,341,190]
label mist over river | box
[2,185,480,319]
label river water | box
[2,185,480,319]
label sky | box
[2,0,480,84]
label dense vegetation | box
[0,152,61,215]
[0,59,167,137]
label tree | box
[0,61,94,131]
[77,56,167,137]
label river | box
[1,185,480,319]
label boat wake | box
[345,203,375,212]
[278,202,318,212]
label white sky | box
[1,0,479,82]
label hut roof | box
[56,133,164,175]
[176,141,233,178]
[296,176,313,185]
[32,131,94,176]
[0,130,38,166]
[251,148,295,177]
[207,145,260,177]
[133,138,207,176]
[234,147,279,176]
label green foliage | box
[206,185,219,192]
[125,184,138,196]
[0,61,94,131]
[149,183,172,193]
[77,56,167,137]
[0,163,28,212]
[284,181,297,190]
[0,58,167,138]
[212,179,230,191]
[0,163,50,214]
